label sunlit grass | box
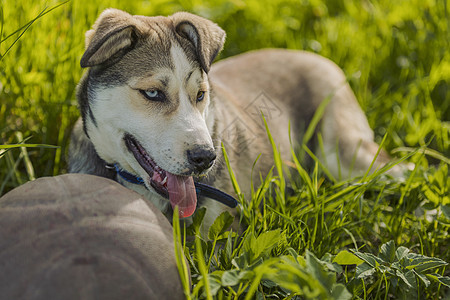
[174,130,449,298]
[1,0,449,298]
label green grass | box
[1,0,449,298]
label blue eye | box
[140,89,165,102]
[197,91,205,102]
[146,90,158,98]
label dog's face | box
[78,9,225,217]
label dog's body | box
[69,9,404,226]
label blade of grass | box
[397,151,422,206]
[221,143,243,201]
[262,113,285,209]
[0,0,70,43]
[1,151,24,194]
[0,143,59,160]
[288,120,317,199]
[302,94,333,148]
[290,147,316,199]
[0,144,59,149]
[335,139,342,180]
[195,229,212,300]
[15,132,35,181]
[302,144,337,182]
[249,153,262,208]
[172,209,192,300]
[359,132,389,183]
[1,7,47,60]
[348,139,363,179]
[0,1,4,46]
[392,146,450,165]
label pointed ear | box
[171,12,226,73]
[80,9,138,68]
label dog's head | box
[78,9,225,217]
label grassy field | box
[1,0,449,298]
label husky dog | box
[69,9,405,225]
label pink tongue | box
[166,173,197,218]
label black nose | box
[187,147,216,172]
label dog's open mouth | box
[124,134,197,218]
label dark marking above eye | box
[160,76,169,87]
[196,71,205,85]
[185,70,194,86]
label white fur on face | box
[167,43,213,150]
[86,43,214,193]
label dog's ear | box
[172,12,226,73]
[81,9,137,68]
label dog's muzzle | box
[123,134,220,219]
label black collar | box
[112,163,238,208]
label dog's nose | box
[187,147,216,172]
